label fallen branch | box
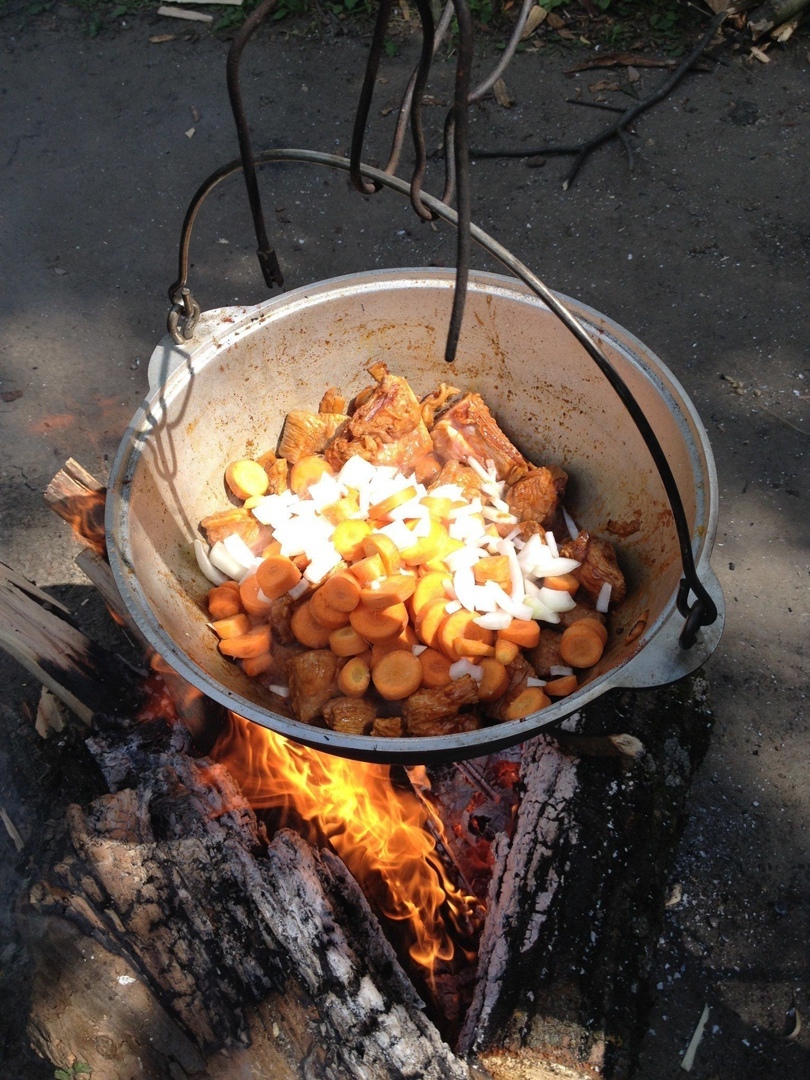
[472,12,727,189]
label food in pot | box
[193,361,626,737]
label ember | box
[211,711,482,988]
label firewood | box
[748,0,810,38]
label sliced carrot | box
[409,570,450,619]
[368,485,417,521]
[256,555,302,600]
[207,584,243,621]
[261,539,283,558]
[290,601,333,648]
[219,624,272,659]
[319,571,361,612]
[309,588,350,630]
[349,602,409,643]
[477,658,510,702]
[369,626,417,669]
[332,519,372,561]
[417,647,453,689]
[289,455,333,496]
[422,533,464,573]
[497,619,541,649]
[504,686,551,719]
[544,674,579,697]
[348,553,385,585]
[419,495,453,521]
[473,555,511,585]
[372,650,424,701]
[239,575,274,616]
[328,625,368,657]
[494,637,520,665]
[543,572,580,595]
[321,495,360,526]
[360,574,416,611]
[337,657,371,698]
[400,520,447,567]
[578,617,608,645]
[414,596,451,649]
[241,652,275,678]
[210,613,251,639]
[453,637,495,659]
[559,623,605,668]
[437,610,494,661]
[362,533,402,575]
[225,459,270,501]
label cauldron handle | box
[166,149,718,650]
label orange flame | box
[211,712,478,981]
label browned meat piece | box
[411,450,443,486]
[485,655,535,721]
[405,711,481,738]
[287,649,339,723]
[430,393,529,484]
[560,531,627,606]
[278,411,349,463]
[506,466,565,529]
[372,716,404,738]
[263,457,289,495]
[199,508,273,553]
[324,367,433,473]
[322,696,377,734]
[526,630,564,679]
[267,595,296,645]
[556,602,608,632]
[319,387,346,414]
[402,675,479,735]
[428,460,483,501]
[420,382,461,428]
[253,641,305,687]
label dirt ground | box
[0,7,807,1078]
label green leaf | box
[54,1071,72,1080]
[74,1067,93,1076]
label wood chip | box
[0,806,24,852]
[627,65,640,83]
[521,5,547,39]
[149,33,176,42]
[493,78,513,108]
[156,5,214,22]
[589,79,620,93]
[749,44,772,61]
[185,127,196,138]
[680,1004,709,1072]
[36,687,68,738]
[547,11,565,29]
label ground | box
[0,6,807,1078]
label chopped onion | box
[307,472,345,511]
[238,557,264,584]
[453,565,478,612]
[193,539,229,585]
[530,551,581,578]
[550,665,573,677]
[223,532,257,571]
[545,530,559,558]
[473,611,512,631]
[447,497,482,519]
[304,545,342,584]
[444,546,486,573]
[252,493,295,529]
[423,483,464,501]
[411,644,428,656]
[496,537,525,602]
[378,518,419,551]
[387,496,429,520]
[465,456,491,483]
[481,506,519,524]
[596,581,612,613]
[268,684,290,698]
[517,532,545,573]
[337,455,376,489]
[563,507,579,541]
[486,583,535,621]
[444,600,462,615]
[537,586,577,613]
[527,677,547,687]
[523,597,561,624]
[209,539,249,581]
[449,658,483,682]
[288,578,309,600]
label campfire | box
[0,458,711,1080]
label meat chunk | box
[253,641,305,688]
[372,716,405,738]
[556,602,607,632]
[428,460,484,501]
[278,411,348,463]
[420,382,461,428]
[319,387,346,414]
[199,508,273,553]
[322,696,377,735]
[402,675,480,736]
[526,630,563,679]
[560,531,627,606]
[267,595,296,645]
[324,364,432,473]
[431,393,529,484]
[506,466,566,529]
[287,649,339,723]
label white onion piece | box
[256,585,274,605]
[517,532,545,573]
[596,582,613,613]
[268,684,290,698]
[527,677,547,687]
[444,600,462,615]
[487,583,535,621]
[304,545,342,584]
[238,556,265,584]
[411,644,428,656]
[448,497,482,519]
[338,455,376,489]
[465,455,491,483]
[537,586,578,612]
[449,515,487,545]
[193,539,229,585]
[428,483,465,500]
[444,546,486,573]
[307,472,345,511]
[209,540,249,581]
[481,506,519,524]
[496,537,525,602]
[480,480,505,500]
[410,514,431,538]
[545,530,559,558]
[449,659,483,682]
[470,584,499,612]
[473,611,512,631]
[453,565,478,612]
[288,578,309,600]
[378,518,419,551]
[523,597,561,624]
[252,493,295,528]
[386,497,429,520]
[550,665,574,677]
[491,497,511,513]
[532,552,581,578]
[223,532,257,570]
[563,507,579,541]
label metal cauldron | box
[106,267,724,763]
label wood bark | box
[748,0,810,37]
